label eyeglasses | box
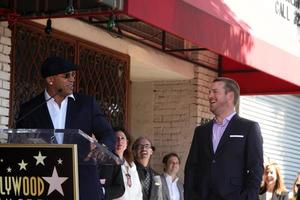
[125,173,132,187]
[135,144,152,150]
[60,71,76,79]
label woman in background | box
[290,172,300,200]
[259,162,288,200]
[114,127,143,200]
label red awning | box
[222,57,300,95]
[124,0,300,95]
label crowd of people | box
[99,128,300,200]
[99,127,300,200]
[16,56,299,200]
[102,128,184,200]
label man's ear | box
[46,76,54,85]
[149,148,153,156]
[227,91,235,104]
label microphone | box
[15,88,63,125]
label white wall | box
[240,95,300,190]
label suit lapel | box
[36,93,54,128]
[205,121,214,157]
[161,175,170,200]
[177,181,184,200]
[215,114,238,156]
[271,193,279,200]
[150,170,158,200]
[65,96,75,129]
[41,103,54,128]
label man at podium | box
[16,56,116,200]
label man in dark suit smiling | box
[184,77,264,200]
[16,56,115,200]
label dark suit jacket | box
[16,92,116,200]
[16,92,115,150]
[160,174,184,200]
[99,164,125,200]
[135,161,163,200]
[184,114,264,200]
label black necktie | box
[144,169,151,197]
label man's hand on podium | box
[84,134,109,163]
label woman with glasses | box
[259,162,289,200]
[114,127,143,200]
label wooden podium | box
[0,129,122,200]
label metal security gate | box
[10,22,129,128]
[240,95,300,190]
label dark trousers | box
[79,164,103,200]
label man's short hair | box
[213,77,240,105]
[162,152,180,165]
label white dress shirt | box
[164,173,180,200]
[45,90,75,144]
[117,160,143,200]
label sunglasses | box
[60,71,76,79]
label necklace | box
[125,164,132,187]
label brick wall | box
[151,79,195,178]
[0,22,11,128]
[145,67,217,179]
[129,41,218,181]
[131,68,217,180]
[130,82,154,143]
[194,67,217,124]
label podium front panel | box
[0,144,79,200]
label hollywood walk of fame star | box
[34,151,47,166]
[7,167,12,173]
[43,166,68,196]
[57,158,63,165]
[18,160,28,171]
